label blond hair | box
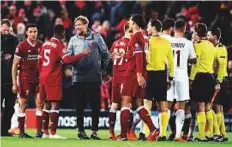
[74,15,89,25]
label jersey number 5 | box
[43,49,50,66]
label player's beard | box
[78,29,87,37]
[170,31,175,37]
[79,32,84,36]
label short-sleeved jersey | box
[171,37,196,81]
[214,43,228,82]
[14,39,42,82]
[110,37,130,74]
[146,36,174,77]
[125,31,146,76]
[39,37,66,86]
[190,40,216,80]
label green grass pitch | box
[1,129,232,147]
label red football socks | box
[42,110,49,135]
[36,110,42,134]
[18,113,26,135]
[137,106,155,132]
[49,110,59,135]
[109,109,117,134]
[120,107,130,138]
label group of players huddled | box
[108,14,230,142]
[9,13,230,142]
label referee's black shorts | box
[191,73,215,103]
[214,77,232,106]
[145,70,167,101]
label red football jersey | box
[14,39,42,82]
[110,37,130,74]
[142,30,149,54]
[125,31,147,76]
[39,37,66,86]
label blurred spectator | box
[132,1,148,16]
[91,19,101,32]
[37,9,56,41]
[102,20,111,36]
[1,1,231,46]
[18,9,28,24]
[54,17,63,26]
[60,8,72,41]
[59,0,66,9]
[16,22,26,41]
[6,5,20,31]
[114,17,128,32]
[60,9,71,29]
[95,20,111,42]
[23,0,36,23]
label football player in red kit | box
[12,23,43,138]
[108,22,132,139]
[38,25,90,139]
[119,14,159,141]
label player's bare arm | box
[11,56,20,93]
[62,48,91,64]
[137,72,146,88]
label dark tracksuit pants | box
[73,82,101,132]
[1,83,16,135]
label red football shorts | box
[121,75,145,98]
[18,79,38,98]
[39,85,62,101]
[112,73,124,103]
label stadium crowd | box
[1,0,232,142]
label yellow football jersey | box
[146,36,174,77]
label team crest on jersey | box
[135,43,141,51]
[135,43,139,48]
